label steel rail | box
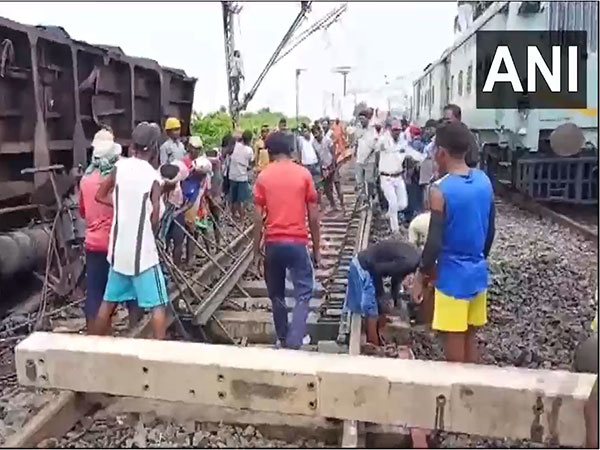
[3,225,253,448]
[341,207,372,448]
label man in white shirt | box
[228,129,254,223]
[355,111,379,207]
[231,50,245,104]
[298,124,321,196]
[377,120,424,234]
[93,122,168,340]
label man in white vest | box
[93,122,169,339]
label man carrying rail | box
[252,131,321,350]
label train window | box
[431,86,435,105]
[466,65,473,94]
[450,75,455,99]
[458,70,464,96]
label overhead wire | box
[273,3,348,65]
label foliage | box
[190,111,232,149]
[190,109,312,149]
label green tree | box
[190,111,233,149]
[190,109,312,149]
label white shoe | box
[302,334,311,345]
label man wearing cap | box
[160,117,186,165]
[79,128,141,332]
[93,122,169,340]
[377,119,425,234]
[252,131,321,350]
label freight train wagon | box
[411,1,598,205]
[0,16,197,213]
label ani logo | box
[476,31,588,109]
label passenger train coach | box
[411,1,598,205]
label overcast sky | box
[0,1,456,118]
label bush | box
[190,109,311,149]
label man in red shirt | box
[253,131,321,349]
[79,128,139,331]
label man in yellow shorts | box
[411,121,495,363]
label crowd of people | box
[77,114,354,342]
[76,107,596,448]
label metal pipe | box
[0,226,50,280]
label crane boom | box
[236,1,312,122]
[222,2,238,119]
[223,1,347,128]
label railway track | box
[3,164,395,448]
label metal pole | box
[295,68,305,157]
[295,68,301,127]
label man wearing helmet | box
[160,117,186,165]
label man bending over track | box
[411,120,495,363]
[252,131,321,350]
[344,239,421,346]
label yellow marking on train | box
[574,107,598,118]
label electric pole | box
[295,68,306,128]
[295,68,306,156]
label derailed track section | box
[208,189,362,349]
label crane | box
[222,1,348,127]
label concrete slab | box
[16,332,596,447]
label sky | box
[0,1,457,119]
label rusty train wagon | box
[0,16,196,211]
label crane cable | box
[274,3,348,65]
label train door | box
[441,58,450,109]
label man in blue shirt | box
[411,120,495,363]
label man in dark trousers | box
[344,239,421,346]
[253,131,321,350]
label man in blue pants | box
[252,131,321,349]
